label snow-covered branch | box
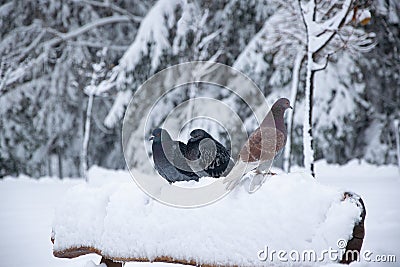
[15,31,47,63]
[1,15,132,92]
[44,15,132,49]
[98,0,184,128]
[278,28,306,45]
[198,29,223,50]
[1,52,48,94]
[299,0,356,53]
[297,0,376,177]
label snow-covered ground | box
[0,160,399,267]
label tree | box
[82,48,108,180]
[0,0,145,177]
[232,0,375,173]
[394,119,400,174]
[283,51,305,172]
[358,0,400,165]
[0,0,397,179]
[232,3,306,168]
[298,0,374,176]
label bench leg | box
[340,192,366,264]
[100,257,123,267]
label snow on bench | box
[51,170,365,266]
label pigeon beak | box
[149,136,154,141]
[289,106,293,109]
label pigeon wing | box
[211,142,231,174]
[239,127,284,162]
[198,138,216,170]
[173,142,199,178]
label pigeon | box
[185,129,235,178]
[223,98,292,192]
[149,128,199,183]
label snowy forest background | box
[0,0,399,179]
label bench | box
[51,172,366,266]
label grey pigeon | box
[223,98,292,191]
[149,128,199,183]
[185,129,235,178]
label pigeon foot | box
[248,172,269,194]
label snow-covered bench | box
[51,172,365,266]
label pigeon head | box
[149,128,172,143]
[271,98,293,115]
[189,129,211,142]
[261,98,293,129]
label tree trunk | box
[394,119,400,174]
[309,70,315,177]
[186,83,197,131]
[284,52,304,173]
[82,93,94,181]
[303,51,315,177]
[58,148,63,179]
[47,156,52,177]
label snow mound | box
[52,171,362,266]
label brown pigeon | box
[223,98,292,192]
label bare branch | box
[0,68,11,94]
[312,53,332,71]
[15,30,47,63]
[274,0,297,12]
[45,27,64,37]
[73,0,142,23]
[67,41,129,51]
[382,18,399,57]
[279,28,306,45]
[319,0,340,19]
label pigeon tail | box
[223,160,256,190]
[221,157,235,177]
